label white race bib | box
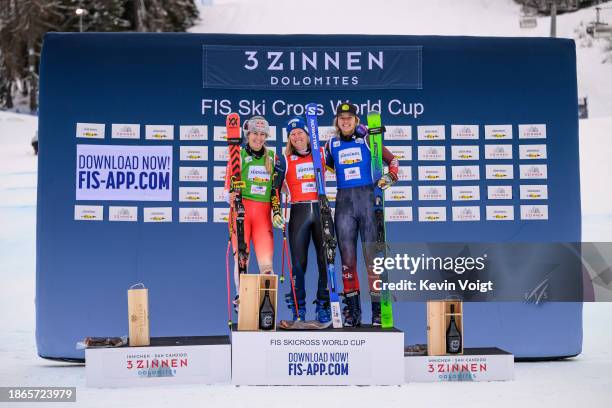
[248,165,270,182]
[296,162,315,180]
[301,182,317,194]
[339,148,363,165]
[250,185,267,196]
[344,167,361,181]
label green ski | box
[367,111,394,328]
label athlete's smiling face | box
[337,113,357,136]
[247,131,266,150]
[289,128,309,151]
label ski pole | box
[280,193,288,284]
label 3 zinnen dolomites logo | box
[204,45,422,89]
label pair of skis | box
[367,112,394,329]
[225,109,393,329]
[305,105,393,329]
[225,113,301,328]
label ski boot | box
[233,295,240,314]
[370,291,382,326]
[314,299,332,324]
[342,291,362,327]
[285,293,306,321]
[371,301,382,326]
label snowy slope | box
[192,0,612,117]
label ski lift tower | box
[586,6,612,38]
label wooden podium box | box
[237,274,278,331]
[427,300,464,356]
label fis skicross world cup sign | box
[202,45,422,90]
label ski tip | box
[226,112,240,129]
[305,103,318,117]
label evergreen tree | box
[0,0,199,111]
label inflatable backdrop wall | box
[36,33,581,360]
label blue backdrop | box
[37,33,581,360]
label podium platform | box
[404,347,514,382]
[85,336,231,388]
[231,325,405,385]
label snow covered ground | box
[1,115,611,407]
[1,0,612,406]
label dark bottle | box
[259,280,275,330]
[446,304,462,354]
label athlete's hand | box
[356,124,369,138]
[377,174,395,190]
[272,211,285,229]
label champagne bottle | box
[259,280,275,330]
[446,304,462,354]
